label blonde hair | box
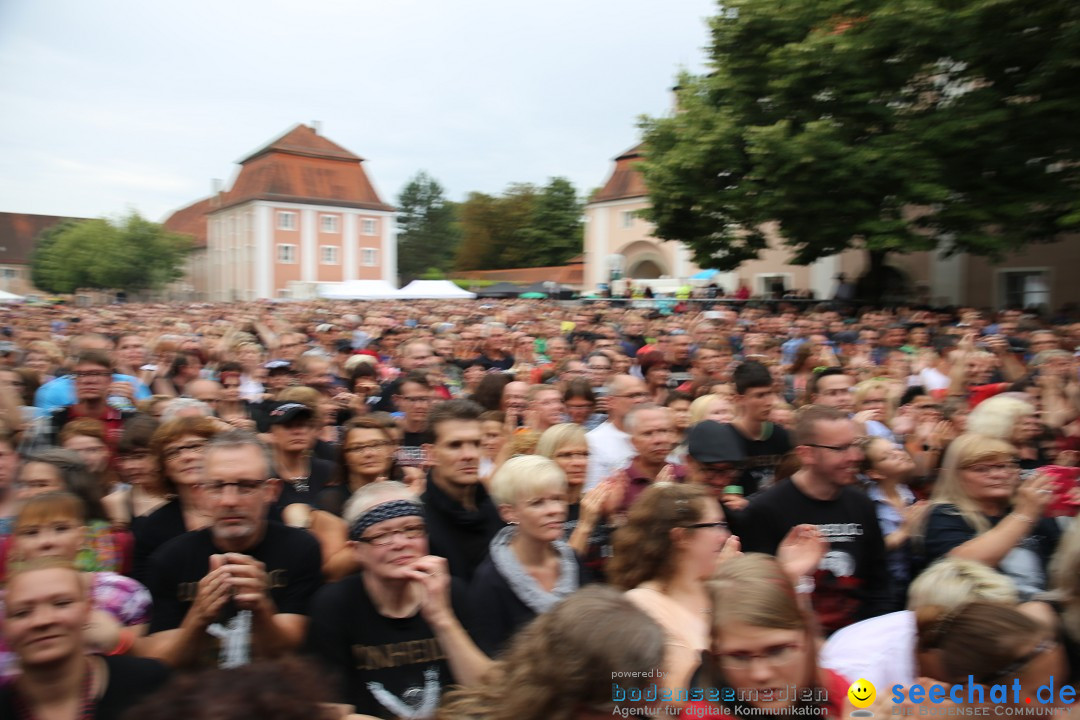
[535,423,587,459]
[967,396,1035,441]
[1049,520,1080,642]
[688,393,733,426]
[907,557,1019,610]
[490,455,567,506]
[919,433,1017,537]
[276,386,321,410]
[854,378,896,420]
[342,480,419,527]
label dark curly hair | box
[607,482,710,590]
[120,659,328,720]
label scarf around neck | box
[489,525,579,615]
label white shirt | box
[820,610,916,691]
[585,421,635,491]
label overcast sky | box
[0,0,716,223]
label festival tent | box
[475,282,524,298]
[316,280,401,300]
[397,280,476,299]
[0,290,24,303]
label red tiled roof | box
[162,196,213,249]
[238,123,362,164]
[454,262,585,287]
[217,124,393,213]
[591,144,649,203]
[0,212,89,266]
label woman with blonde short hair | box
[687,393,735,427]
[914,433,1059,599]
[468,455,585,656]
[967,395,1047,470]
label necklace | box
[277,454,311,492]
[13,658,97,720]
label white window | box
[277,244,297,263]
[277,211,296,230]
[0,268,17,279]
[362,248,378,266]
[320,215,339,233]
[361,218,377,235]
[320,246,339,265]
[1000,269,1050,310]
[755,273,793,296]
[621,211,635,228]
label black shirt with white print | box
[305,573,473,719]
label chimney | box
[211,178,223,195]
[312,120,322,135]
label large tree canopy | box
[30,213,192,294]
[396,171,462,283]
[639,0,1080,272]
[454,178,583,271]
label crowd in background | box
[1,297,1080,719]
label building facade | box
[584,144,1079,309]
[165,124,396,301]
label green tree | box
[396,172,462,283]
[640,0,1080,290]
[518,177,584,267]
[30,213,192,294]
[454,179,583,270]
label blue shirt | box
[34,373,152,412]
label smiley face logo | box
[848,679,876,710]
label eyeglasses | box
[357,524,426,546]
[806,442,862,453]
[699,465,739,479]
[73,370,111,379]
[398,396,433,403]
[683,521,729,531]
[163,442,207,460]
[346,441,393,454]
[200,480,265,496]
[718,643,803,670]
[965,462,1020,474]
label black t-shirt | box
[305,573,473,719]
[467,551,588,657]
[739,477,891,635]
[471,352,515,371]
[727,421,793,497]
[131,499,187,584]
[146,522,322,668]
[0,655,170,720]
[398,429,433,469]
[920,504,1060,600]
[421,474,504,582]
[273,456,337,511]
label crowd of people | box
[0,297,1079,719]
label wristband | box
[795,575,815,594]
[1010,512,1035,525]
[108,628,136,656]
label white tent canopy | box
[316,280,401,300]
[0,290,25,303]
[397,280,476,299]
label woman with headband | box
[305,481,491,720]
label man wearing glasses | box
[45,349,136,450]
[143,431,322,669]
[740,405,891,636]
[584,375,650,491]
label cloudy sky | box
[0,0,716,222]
